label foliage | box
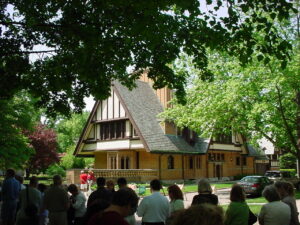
[279,153,297,169]
[55,112,89,152]
[45,164,66,177]
[60,145,85,170]
[0,93,38,169]
[162,44,300,154]
[280,168,297,177]
[54,112,92,169]
[25,124,59,173]
[1,1,296,116]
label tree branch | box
[3,50,58,55]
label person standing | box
[224,184,249,225]
[1,169,21,225]
[117,177,136,225]
[87,177,112,208]
[137,179,169,225]
[275,181,300,225]
[168,185,184,214]
[192,179,218,206]
[79,171,88,192]
[67,184,86,225]
[258,185,291,225]
[87,188,139,225]
[16,176,42,225]
[87,170,96,191]
[43,175,70,225]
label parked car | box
[237,176,272,196]
[264,170,300,190]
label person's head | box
[106,180,115,191]
[53,175,62,185]
[168,185,183,201]
[117,177,127,189]
[111,187,139,217]
[29,176,38,188]
[68,184,79,195]
[15,175,24,184]
[275,181,295,198]
[6,169,15,178]
[88,170,93,174]
[150,179,162,191]
[262,185,280,202]
[198,179,212,194]
[81,170,86,174]
[172,204,224,225]
[38,183,47,193]
[97,177,106,187]
[230,184,246,202]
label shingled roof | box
[114,80,209,154]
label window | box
[100,120,126,140]
[242,156,247,166]
[221,154,225,161]
[196,156,201,169]
[168,155,174,169]
[125,157,130,169]
[189,157,194,169]
[215,133,232,144]
[216,154,220,161]
[236,157,240,166]
[121,156,130,169]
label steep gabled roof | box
[114,80,208,154]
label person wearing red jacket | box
[79,171,88,192]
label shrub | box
[279,153,297,169]
[45,164,66,177]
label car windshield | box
[241,177,260,183]
[265,172,281,177]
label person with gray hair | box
[258,185,291,225]
[275,181,300,225]
[192,179,218,205]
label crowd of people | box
[1,168,300,225]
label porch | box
[66,168,159,184]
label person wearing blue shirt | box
[1,169,21,225]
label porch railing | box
[66,169,159,184]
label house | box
[259,138,280,171]
[69,75,259,183]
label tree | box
[163,48,300,168]
[279,153,297,169]
[1,1,296,116]
[26,124,59,174]
[55,112,89,152]
[54,112,92,169]
[0,92,38,169]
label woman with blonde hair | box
[192,179,218,205]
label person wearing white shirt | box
[68,184,87,225]
[259,185,291,225]
[137,179,169,225]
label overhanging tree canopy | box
[1,0,296,116]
